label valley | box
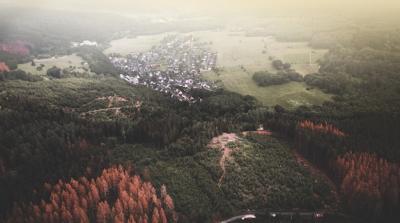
[1,5,400,223]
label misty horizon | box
[1,0,400,17]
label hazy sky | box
[1,0,400,15]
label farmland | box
[103,33,174,55]
[17,54,93,76]
[191,30,331,108]
[203,66,331,109]
[189,30,327,75]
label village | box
[110,35,218,102]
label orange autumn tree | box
[295,120,346,167]
[336,152,400,218]
[298,120,346,137]
[6,166,177,223]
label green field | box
[103,33,174,55]
[190,30,327,75]
[192,30,331,108]
[190,30,274,69]
[17,54,93,76]
[203,66,332,109]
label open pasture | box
[190,30,326,75]
[202,66,331,109]
[103,33,173,55]
[17,54,92,76]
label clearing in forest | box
[203,67,332,109]
[208,133,239,187]
[104,33,174,56]
[17,54,93,76]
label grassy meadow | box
[103,33,174,55]
[190,30,326,75]
[17,54,93,76]
[192,30,331,108]
[203,66,331,109]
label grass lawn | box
[202,66,332,109]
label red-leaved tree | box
[6,166,176,223]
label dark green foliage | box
[221,135,335,210]
[108,136,335,222]
[304,72,354,95]
[46,66,62,78]
[299,30,400,163]
[280,70,303,82]
[253,71,289,86]
[108,138,232,222]
[252,70,302,86]
[0,52,25,70]
[0,76,264,219]
[272,59,284,70]
[76,46,118,75]
[253,59,302,87]
[201,91,258,116]
[0,69,43,82]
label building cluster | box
[71,40,98,47]
[110,35,218,102]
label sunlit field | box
[203,66,332,109]
[190,30,327,75]
[194,29,331,108]
[104,33,174,55]
[17,54,93,76]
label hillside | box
[1,7,400,223]
[0,74,339,222]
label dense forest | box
[0,76,269,221]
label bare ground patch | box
[208,133,239,187]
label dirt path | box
[218,147,232,186]
[208,133,238,187]
[96,95,128,108]
[81,107,123,115]
[242,130,272,136]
